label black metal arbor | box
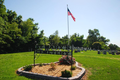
[33,42,74,72]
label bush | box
[70,66,76,70]
[50,62,57,69]
[61,70,72,77]
[59,55,75,65]
[39,63,43,67]
[24,65,33,71]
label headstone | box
[54,51,56,54]
[116,51,120,55]
[77,48,80,52]
[98,50,100,54]
[90,48,91,51]
[47,51,48,54]
[103,51,106,54]
[53,46,55,49]
[112,51,115,55]
[50,51,52,54]
[58,46,60,49]
[84,48,87,51]
[75,49,78,53]
[58,51,60,55]
[62,46,66,50]
[109,51,112,54]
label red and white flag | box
[67,8,75,21]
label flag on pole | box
[67,8,75,21]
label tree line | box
[0,0,119,54]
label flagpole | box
[67,5,72,74]
[67,4,69,46]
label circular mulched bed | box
[29,63,81,77]
[17,62,86,80]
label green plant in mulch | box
[50,62,57,69]
[39,63,43,67]
[24,65,33,71]
[70,65,76,70]
[61,69,72,77]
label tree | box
[22,19,35,39]
[109,44,119,50]
[70,33,84,47]
[43,36,49,45]
[87,29,100,48]
[0,0,7,21]
[100,42,109,50]
[60,35,68,45]
[0,0,41,53]
[48,30,60,46]
[16,15,22,27]
[70,33,76,46]
[83,39,89,47]
[52,30,60,45]
[49,34,55,45]
[98,36,110,44]
[36,30,44,45]
[92,42,101,50]
[0,17,14,53]
[7,9,17,23]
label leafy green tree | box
[49,34,55,45]
[0,17,14,53]
[35,30,44,45]
[70,34,76,46]
[92,42,101,50]
[7,10,17,23]
[98,36,110,44]
[0,0,8,21]
[52,30,60,45]
[16,15,23,28]
[48,30,60,46]
[21,19,36,40]
[92,41,110,50]
[109,44,119,50]
[0,0,40,53]
[8,22,22,39]
[87,29,100,48]
[83,39,89,47]
[100,42,109,50]
[117,47,120,51]
[70,33,84,47]
[60,35,68,45]
[43,36,49,45]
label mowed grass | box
[0,51,120,80]
[74,51,120,80]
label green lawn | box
[0,51,120,80]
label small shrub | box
[61,70,72,77]
[39,63,43,67]
[59,55,75,65]
[50,62,56,69]
[70,66,76,70]
[24,65,33,71]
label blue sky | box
[4,0,120,47]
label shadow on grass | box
[1,51,34,55]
